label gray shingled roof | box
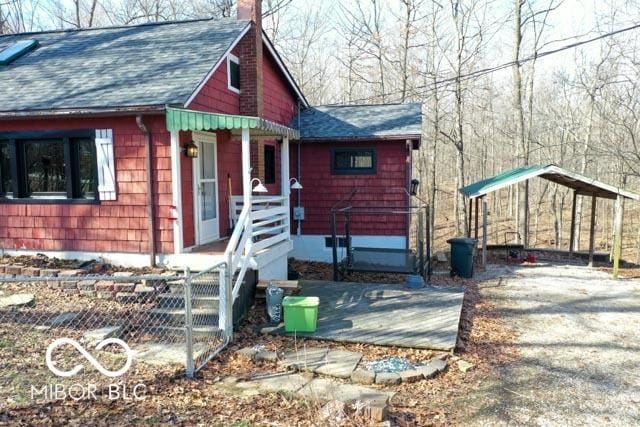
[291,103,423,140]
[0,18,249,113]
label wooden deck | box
[262,280,465,351]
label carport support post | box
[588,194,597,267]
[482,199,488,268]
[467,198,473,237]
[613,195,624,278]
[569,190,578,255]
[474,197,479,241]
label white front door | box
[193,133,219,244]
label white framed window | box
[227,53,241,93]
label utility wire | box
[324,22,640,106]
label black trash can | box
[446,237,477,278]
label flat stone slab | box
[236,346,259,359]
[236,373,310,394]
[314,350,362,379]
[49,312,81,326]
[280,347,329,370]
[0,293,35,308]
[416,358,447,379]
[254,350,278,362]
[263,280,465,350]
[375,372,401,386]
[298,378,393,405]
[83,326,123,346]
[134,342,206,365]
[351,368,376,385]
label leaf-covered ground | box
[1,261,517,426]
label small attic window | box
[0,39,38,66]
[227,54,240,93]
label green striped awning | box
[166,107,299,139]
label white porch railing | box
[225,195,290,299]
[216,130,292,341]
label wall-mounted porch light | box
[184,141,198,158]
[290,178,303,190]
[251,178,268,193]
[410,179,420,196]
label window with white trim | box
[227,53,241,93]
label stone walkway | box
[234,372,394,406]
[261,280,465,350]
[237,345,448,386]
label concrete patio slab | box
[263,280,465,350]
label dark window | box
[74,138,97,198]
[331,148,376,175]
[229,57,240,91]
[264,145,276,184]
[0,142,11,196]
[24,139,67,196]
[0,131,97,201]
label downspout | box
[136,115,157,267]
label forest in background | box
[3,0,640,260]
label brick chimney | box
[237,0,263,117]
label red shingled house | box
[0,0,422,284]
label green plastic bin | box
[283,296,320,332]
[447,237,477,278]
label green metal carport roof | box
[460,164,640,201]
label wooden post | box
[474,197,480,241]
[467,198,473,237]
[588,194,597,267]
[331,211,339,281]
[613,195,624,278]
[569,190,578,255]
[482,199,488,268]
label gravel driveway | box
[462,264,640,426]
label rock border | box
[0,264,177,304]
[235,346,449,386]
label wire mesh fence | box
[0,265,228,408]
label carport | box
[459,164,640,278]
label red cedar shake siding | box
[181,41,298,244]
[0,27,301,255]
[290,140,411,236]
[262,50,298,124]
[188,47,241,115]
[0,115,173,254]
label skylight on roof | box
[0,39,38,66]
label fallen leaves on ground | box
[1,260,519,426]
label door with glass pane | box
[194,133,219,244]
